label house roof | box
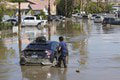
[27,0,55,10]
[30,4,45,10]
[15,3,30,10]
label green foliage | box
[105,4,113,13]
[0,0,16,22]
[84,2,102,13]
[0,40,8,60]
[83,2,113,13]
[0,22,13,30]
[40,11,47,19]
[35,11,47,19]
[57,0,73,17]
[0,4,7,22]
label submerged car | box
[20,36,59,66]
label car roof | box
[25,41,59,51]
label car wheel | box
[37,23,41,29]
[20,57,26,65]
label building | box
[27,0,56,15]
[1,0,56,16]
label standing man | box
[57,36,68,68]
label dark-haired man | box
[57,36,68,68]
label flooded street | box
[1,19,120,80]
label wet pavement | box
[0,19,120,80]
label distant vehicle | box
[72,13,78,17]
[82,14,89,19]
[54,16,66,22]
[111,20,120,25]
[77,13,82,19]
[91,14,97,20]
[102,17,115,24]
[3,18,18,26]
[20,36,59,66]
[21,16,47,27]
[59,16,66,22]
[102,13,107,16]
[102,17,120,25]
[72,13,82,18]
[94,16,102,23]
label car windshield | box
[96,16,100,18]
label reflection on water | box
[1,19,120,80]
[0,40,22,80]
[21,66,68,80]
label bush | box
[0,22,13,30]
[35,11,47,20]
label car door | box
[28,17,35,26]
[23,17,30,26]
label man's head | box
[59,36,64,42]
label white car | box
[94,16,102,23]
[90,14,97,20]
[21,16,47,27]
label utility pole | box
[48,0,51,40]
[18,1,22,55]
[81,0,83,13]
[79,0,81,13]
[105,0,108,12]
[65,0,67,17]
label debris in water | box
[76,70,80,73]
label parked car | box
[102,17,120,25]
[110,20,120,25]
[20,36,59,66]
[94,16,102,23]
[82,14,89,19]
[90,14,97,20]
[102,17,115,24]
[21,16,47,27]
[3,18,18,26]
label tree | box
[0,0,19,22]
[57,0,73,17]
[84,2,103,13]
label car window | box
[29,17,34,20]
[24,17,29,20]
[11,19,16,21]
[96,16,100,18]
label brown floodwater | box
[0,19,120,80]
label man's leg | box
[63,56,67,68]
[57,55,62,67]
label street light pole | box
[18,1,22,55]
[48,0,51,40]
